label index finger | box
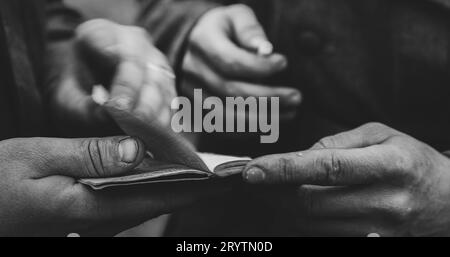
[194,30,287,79]
[110,60,145,106]
[243,146,403,186]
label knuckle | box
[276,157,297,183]
[373,191,415,224]
[363,122,401,139]
[390,192,415,222]
[315,136,338,149]
[317,151,345,185]
[77,19,111,34]
[130,26,148,37]
[80,138,106,178]
[208,6,227,17]
[230,4,255,16]
[398,153,415,174]
[388,145,418,181]
[364,122,388,131]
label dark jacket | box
[0,0,80,141]
[139,0,450,236]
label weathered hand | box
[0,136,224,236]
[47,19,176,136]
[243,123,450,236]
[182,4,301,120]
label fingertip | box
[288,90,303,106]
[275,88,302,107]
[249,37,273,55]
[118,137,146,165]
[268,54,288,69]
[118,137,139,164]
[243,166,266,184]
[92,85,110,106]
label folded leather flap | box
[104,99,209,172]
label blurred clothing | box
[139,0,450,236]
[65,0,137,25]
[0,0,81,140]
[138,0,219,68]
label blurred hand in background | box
[181,4,302,120]
[47,19,176,136]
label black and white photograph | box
[1,0,450,241]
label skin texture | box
[243,123,450,236]
[0,136,227,236]
[0,19,225,236]
[47,19,176,136]
[181,4,302,120]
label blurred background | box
[65,0,138,24]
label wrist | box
[174,6,222,95]
[138,1,221,94]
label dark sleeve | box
[137,0,222,70]
[43,0,84,101]
[45,0,83,42]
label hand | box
[182,4,302,120]
[0,136,224,236]
[47,19,176,136]
[243,123,450,236]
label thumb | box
[228,4,273,55]
[29,137,146,179]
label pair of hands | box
[10,5,447,237]
[7,3,297,236]
[0,19,222,236]
[243,123,450,236]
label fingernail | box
[288,91,302,105]
[92,85,109,106]
[113,97,133,110]
[250,38,274,56]
[119,138,139,163]
[244,167,266,184]
[258,42,274,56]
